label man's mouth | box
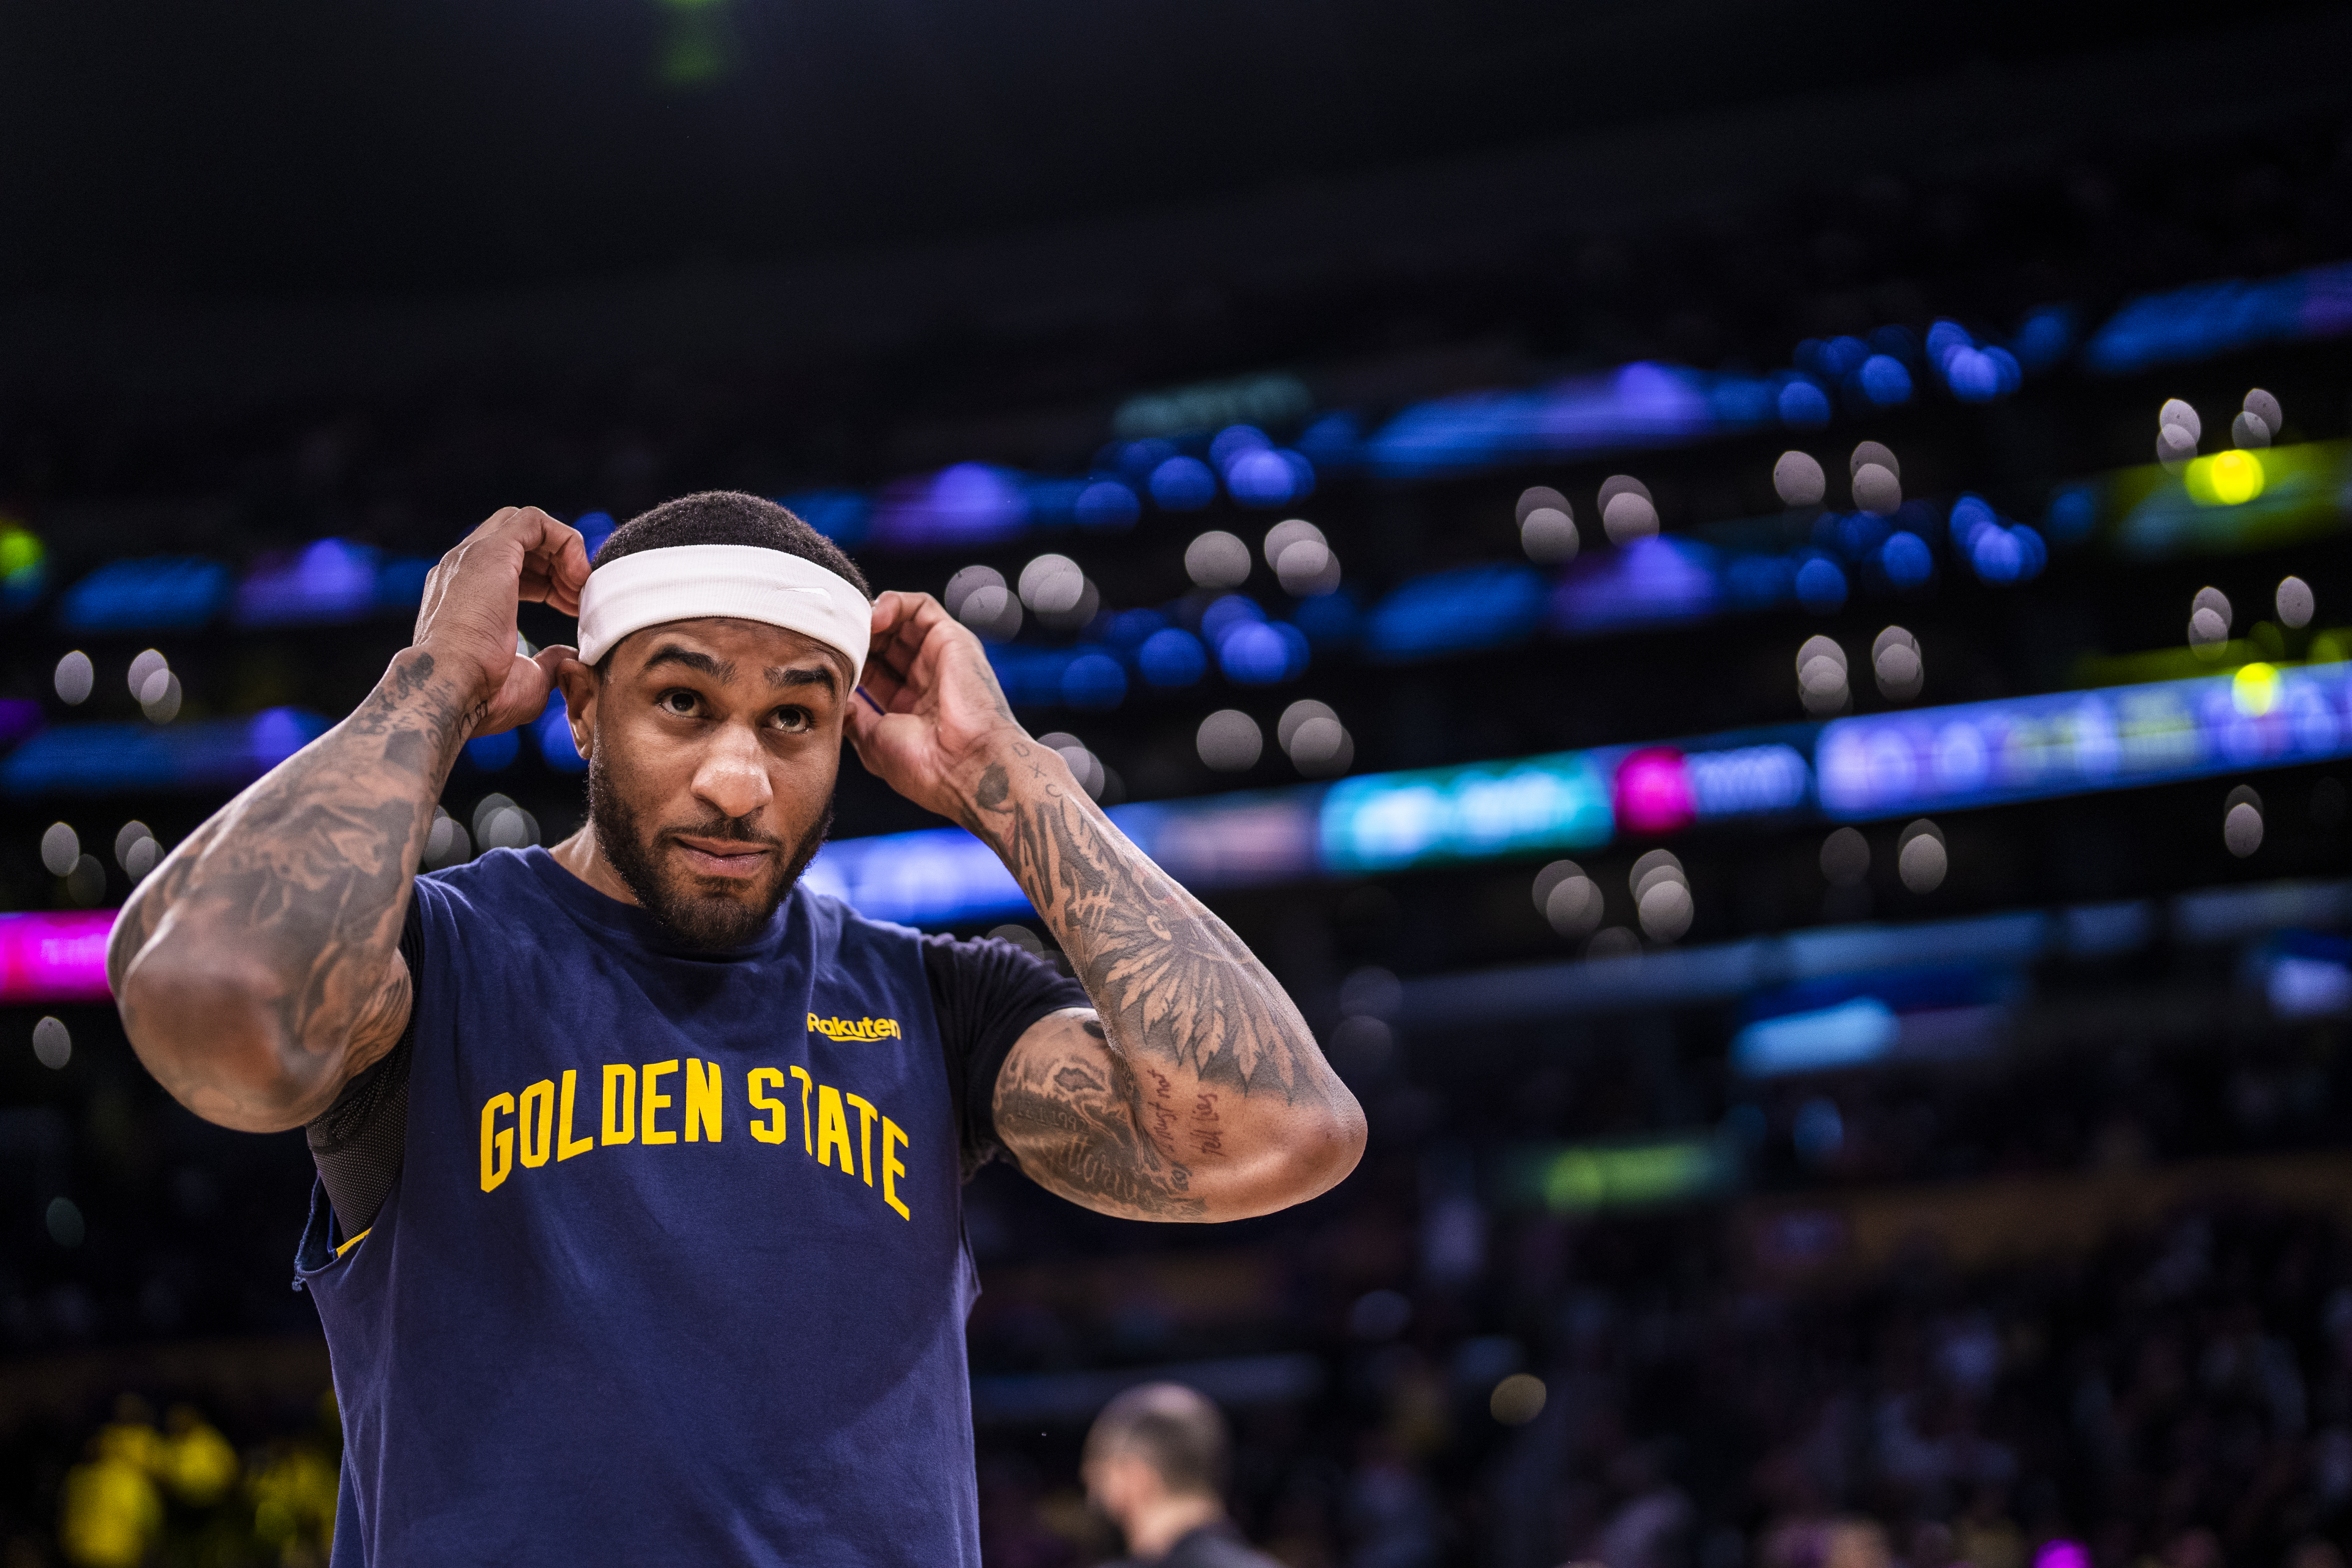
[668,834,774,881]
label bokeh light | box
[1820,826,1870,886]
[1897,819,1947,892]
[1851,461,1901,516]
[2277,575,2315,629]
[40,822,79,878]
[1533,860,1602,937]
[1797,634,1848,715]
[53,651,93,705]
[1873,626,1922,701]
[1195,710,1263,771]
[31,1015,70,1070]
[1184,530,1252,590]
[1773,451,1825,507]
[1490,1373,1547,1425]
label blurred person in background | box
[105,495,1366,1563]
[1085,1383,1285,1568]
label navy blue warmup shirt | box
[294,847,1085,1566]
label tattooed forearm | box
[973,738,1367,1220]
[992,1016,1207,1219]
[110,648,472,1129]
[969,747,1332,1104]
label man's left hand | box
[846,591,1031,826]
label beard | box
[586,744,831,951]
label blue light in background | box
[60,558,233,633]
[1209,425,1269,470]
[2083,260,2350,375]
[782,491,870,546]
[1225,447,1309,507]
[374,556,434,612]
[1291,590,1360,647]
[1794,557,1847,613]
[573,511,619,557]
[1857,355,1913,406]
[1294,412,1363,470]
[1101,608,1168,649]
[1217,621,1308,684]
[1137,627,1208,686]
[1879,531,1934,588]
[1777,378,1832,427]
[1733,998,1896,1076]
[2009,307,2074,373]
[1200,593,1264,644]
[1361,363,1721,479]
[465,730,520,772]
[1149,456,1219,510]
[1073,480,1140,529]
[1112,439,1176,485]
[1817,336,1869,379]
[534,694,588,773]
[1060,653,1128,710]
[1365,564,1548,662]
[2,709,330,795]
[1321,752,1615,872]
[2045,487,2097,545]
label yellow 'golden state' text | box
[478,1060,913,1221]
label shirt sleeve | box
[304,893,425,1238]
[921,933,1092,1179]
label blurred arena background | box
[8,0,2352,1563]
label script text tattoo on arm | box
[971,742,1343,1216]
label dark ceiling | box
[0,0,2329,301]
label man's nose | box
[691,721,774,823]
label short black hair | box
[595,491,870,599]
[1086,1383,1229,1500]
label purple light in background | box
[0,699,41,748]
[1552,537,1721,636]
[871,463,1029,548]
[2033,1543,2091,1568]
[234,539,380,626]
[248,708,323,769]
[1225,447,1302,506]
[0,911,116,1002]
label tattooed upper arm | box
[111,649,460,1132]
[991,1008,1208,1221]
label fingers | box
[502,507,589,615]
[531,644,577,687]
[843,690,884,758]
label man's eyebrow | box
[640,646,733,681]
[766,665,840,695]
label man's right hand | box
[412,506,592,739]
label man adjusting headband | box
[105,494,1367,1566]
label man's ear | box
[554,656,599,760]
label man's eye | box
[773,708,811,733]
[658,691,700,716]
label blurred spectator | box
[1085,1383,1283,1568]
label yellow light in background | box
[2233,661,2279,717]
[2186,450,2265,507]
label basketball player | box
[107,495,1367,1564]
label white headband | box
[576,544,872,677]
